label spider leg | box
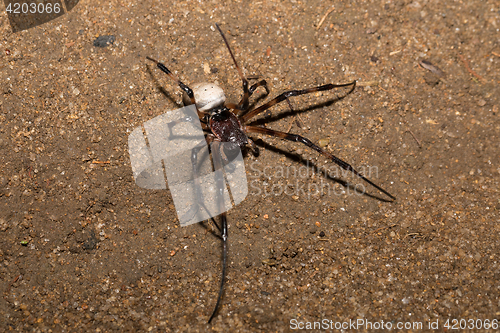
[235,80,269,116]
[244,125,396,201]
[215,24,269,115]
[165,116,210,140]
[146,56,206,119]
[179,136,218,224]
[241,81,356,124]
[215,24,249,102]
[247,137,260,156]
[207,140,229,323]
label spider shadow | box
[250,138,393,203]
[246,84,355,127]
[146,64,183,109]
[195,219,224,240]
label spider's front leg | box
[146,56,206,119]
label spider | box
[146,23,395,323]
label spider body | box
[209,107,248,148]
[147,23,395,323]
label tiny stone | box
[93,35,116,48]
[318,139,329,147]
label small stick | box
[286,114,306,133]
[401,119,422,147]
[296,114,306,129]
[316,7,335,30]
[406,129,421,147]
[404,232,423,240]
[458,54,485,82]
[286,116,295,132]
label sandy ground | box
[1,0,499,331]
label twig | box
[401,119,422,147]
[316,6,335,30]
[458,54,485,82]
[404,232,423,240]
[286,116,295,133]
[296,114,305,129]
[405,130,422,147]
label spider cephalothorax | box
[209,107,248,148]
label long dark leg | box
[179,138,225,322]
[244,125,396,201]
[207,213,227,323]
[165,115,210,140]
[236,80,269,116]
[208,140,229,323]
[146,56,206,119]
[241,81,356,124]
[225,80,269,117]
[215,24,269,114]
[215,24,249,100]
[179,136,217,224]
[184,136,223,236]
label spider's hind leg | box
[244,125,395,201]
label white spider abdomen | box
[183,82,226,112]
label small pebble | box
[318,139,329,147]
[93,35,116,48]
[262,259,277,266]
